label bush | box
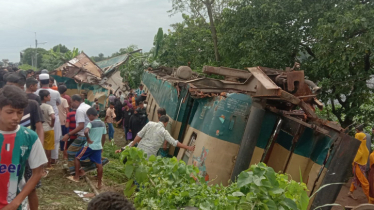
[120,147,309,210]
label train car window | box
[182,132,197,163]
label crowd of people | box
[0,67,194,210]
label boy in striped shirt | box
[0,85,47,210]
[68,108,106,189]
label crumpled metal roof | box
[53,52,103,84]
[96,54,129,75]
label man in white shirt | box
[127,115,195,158]
[62,94,91,174]
[35,73,62,163]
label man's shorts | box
[76,147,102,164]
[43,130,55,150]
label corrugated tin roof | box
[55,52,103,77]
[96,53,129,74]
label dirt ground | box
[332,179,368,209]
[38,127,128,210]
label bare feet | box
[51,159,59,165]
[97,181,102,190]
[348,191,357,200]
[78,169,86,177]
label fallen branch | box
[85,176,99,196]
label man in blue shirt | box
[68,108,106,189]
[135,84,146,97]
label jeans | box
[108,123,114,140]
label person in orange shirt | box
[349,126,370,200]
[131,94,137,110]
[49,77,58,90]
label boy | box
[25,77,41,104]
[39,90,56,168]
[0,85,47,209]
[105,102,116,141]
[69,108,106,188]
[91,98,100,112]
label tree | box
[218,0,374,127]
[18,64,35,71]
[157,15,215,70]
[52,44,70,53]
[169,0,235,62]
[91,53,106,62]
[116,45,149,88]
[40,47,80,71]
[153,28,164,59]
[111,45,139,57]
[20,48,47,68]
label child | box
[39,90,56,168]
[69,108,106,188]
[105,102,116,141]
[92,98,100,112]
[64,108,77,159]
[0,85,47,209]
[87,191,135,210]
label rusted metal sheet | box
[287,71,305,92]
[55,52,103,78]
[267,106,330,136]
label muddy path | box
[38,126,128,210]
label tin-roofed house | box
[51,52,131,109]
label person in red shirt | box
[64,109,77,159]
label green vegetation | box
[120,147,309,210]
[18,64,36,71]
[20,44,80,71]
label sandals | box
[67,176,80,183]
[42,170,49,178]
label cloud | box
[0,0,182,62]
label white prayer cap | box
[39,73,50,80]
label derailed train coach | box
[142,65,360,209]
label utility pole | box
[35,32,38,70]
[34,32,47,70]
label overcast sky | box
[0,0,183,62]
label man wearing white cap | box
[35,73,62,164]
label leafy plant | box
[120,147,309,210]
